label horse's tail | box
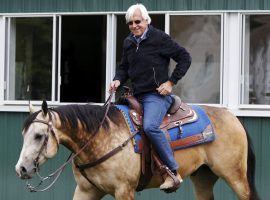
[245,128,260,200]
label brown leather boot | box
[160,172,183,193]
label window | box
[5,17,53,101]
[60,15,107,103]
[242,15,270,105]
[4,15,107,103]
[170,15,222,104]
[1,12,270,116]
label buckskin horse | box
[15,98,259,200]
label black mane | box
[23,104,120,134]
[23,110,42,132]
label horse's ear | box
[29,102,37,114]
[42,100,48,117]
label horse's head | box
[15,100,59,179]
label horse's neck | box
[84,122,131,161]
[49,113,87,160]
[55,117,129,163]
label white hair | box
[125,3,151,24]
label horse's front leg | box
[73,184,105,200]
[72,164,105,200]
[114,184,135,200]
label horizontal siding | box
[0,112,269,199]
[0,0,270,13]
[0,112,76,200]
[239,117,270,199]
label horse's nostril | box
[19,166,31,179]
[20,166,27,173]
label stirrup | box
[159,166,182,193]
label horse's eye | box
[34,133,43,141]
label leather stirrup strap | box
[136,130,153,192]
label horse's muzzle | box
[15,164,36,179]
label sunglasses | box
[127,20,142,26]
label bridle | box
[26,109,69,192]
[32,111,59,169]
[25,91,136,192]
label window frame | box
[2,13,110,105]
[0,11,270,116]
[239,13,270,110]
[168,12,224,105]
[3,14,56,105]
[0,16,5,106]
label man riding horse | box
[109,3,192,191]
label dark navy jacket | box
[114,25,191,96]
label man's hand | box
[156,81,174,95]
[109,80,121,92]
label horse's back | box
[199,106,248,174]
[172,105,248,177]
[202,105,247,143]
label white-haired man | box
[110,3,191,191]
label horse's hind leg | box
[190,165,219,200]
[221,171,250,200]
[209,149,250,199]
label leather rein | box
[26,91,136,192]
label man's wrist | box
[168,80,175,87]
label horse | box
[15,100,260,200]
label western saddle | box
[123,93,197,132]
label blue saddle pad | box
[115,104,215,153]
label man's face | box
[127,9,148,37]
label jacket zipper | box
[153,67,160,87]
[127,38,142,52]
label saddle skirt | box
[115,104,215,153]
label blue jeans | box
[138,92,179,171]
